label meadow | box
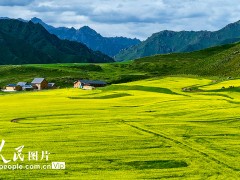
[0,76,240,179]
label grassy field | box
[0,63,150,88]
[0,76,240,179]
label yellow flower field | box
[0,77,240,179]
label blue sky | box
[0,0,240,40]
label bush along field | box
[0,76,240,179]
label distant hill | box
[30,17,141,57]
[115,20,240,61]
[0,19,114,65]
[131,41,240,77]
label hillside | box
[0,19,114,65]
[115,20,240,61]
[31,17,141,57]
[131,42,240,77]
[0,63,149,88]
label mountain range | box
[2,17,240,65]
[0,19,114,65]
[30,17,141,57]
[115,20,240,61]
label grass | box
[0,76,240,179]
[132,42,240,77]
[0,63,150,88]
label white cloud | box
[1,0,240,40]
[0,6,37,19]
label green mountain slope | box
[0,19,114,65]
[115,20,240,61]
[132,42,240,76]
[0,30,56,64]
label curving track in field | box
[121,120,240,173]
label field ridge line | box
[121,120,239,172]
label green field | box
[0,76,240,179]
[0,63,150,89]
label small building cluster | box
[74,80,107,90]
[2,78,106,92]
[3,78,56,92]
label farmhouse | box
[48,83,56,89]
[31,78,48,90]
[3,78,55,92]
[17,82,27,87]
[74,80,107,90]
[5,84,22,91]
[17,82,33,91]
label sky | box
[0,0,240,40]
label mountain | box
[0,19,114,65]
[115,20,240,61]
[30,17,141,57]
[130,41,240,77]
